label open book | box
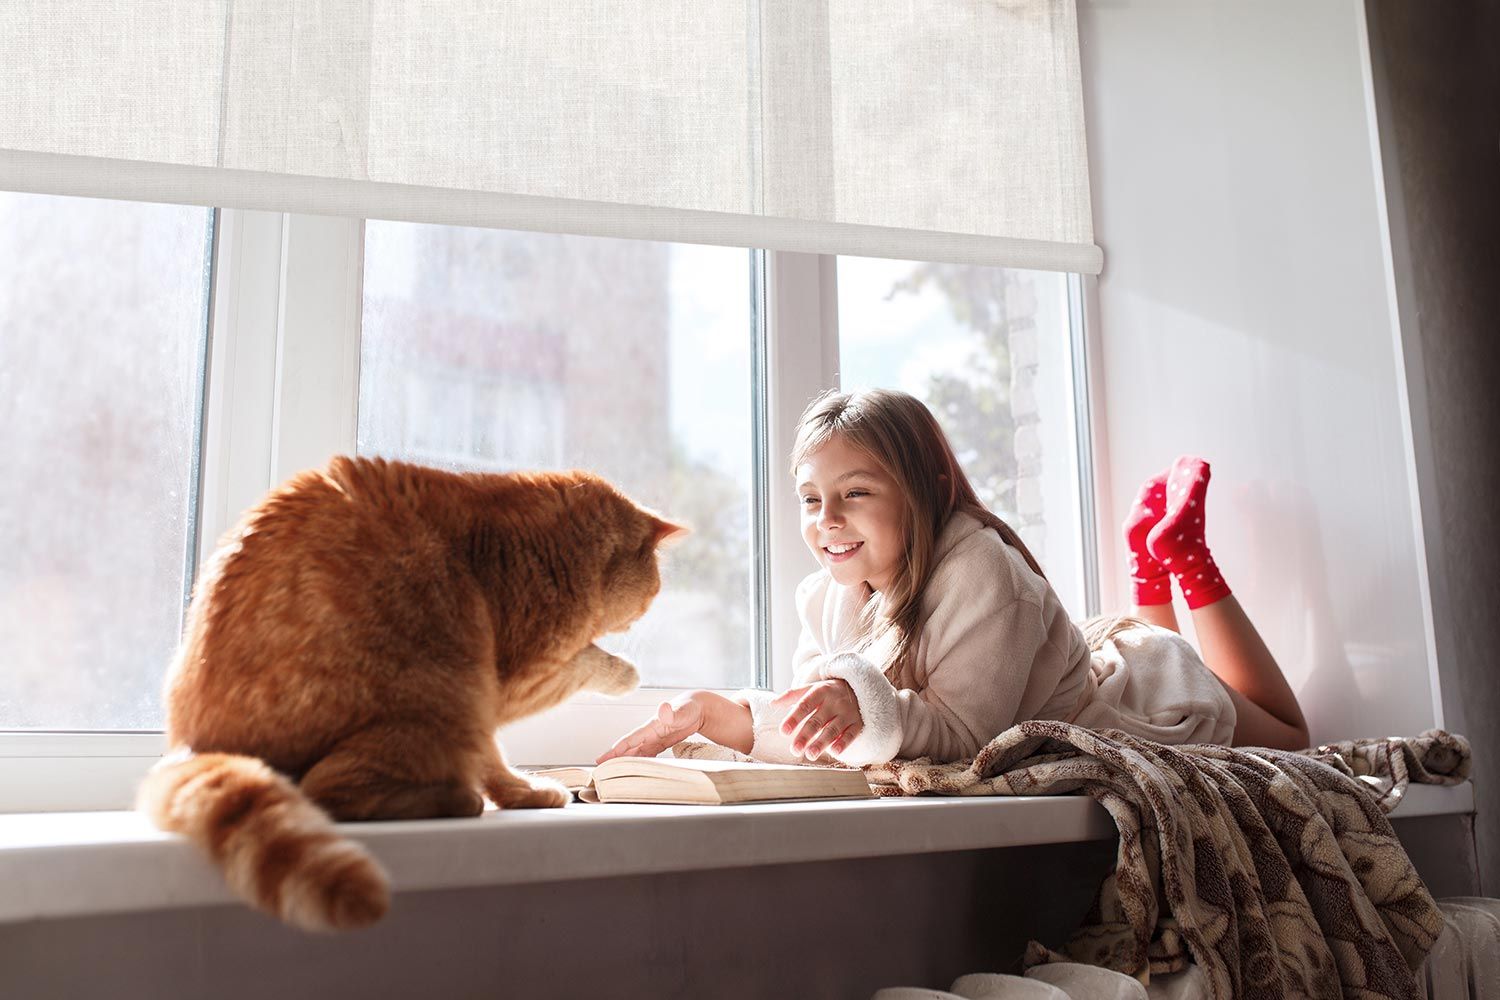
[530,757,874,805]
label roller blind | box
[0,0,1101,273]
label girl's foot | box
[1123,470,1171,606]
[1146,456,1231,609]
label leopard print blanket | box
[861,724,1471,1000]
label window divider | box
[196,208,286,570]
[1068,273,1102,619]
[750,251,773,690]
[269,214,364,483]
[1074,273,1111,618]
[764,251,839,691]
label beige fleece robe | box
[741,512,1236,766]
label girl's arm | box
[887,596,1055,762]
[699,691,754,754]
[754,555,1064,766]
[595,690,752,763]
[732,574,843,764]
[804,592,1060,765]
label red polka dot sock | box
[1146,456,1232,610]
[1122,470,1171,606]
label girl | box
[599,389,1309,767]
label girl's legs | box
[1125,457,1310,750]
[1187,594,1309,750]
[1133,602,1179,633]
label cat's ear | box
[650,516,691,549]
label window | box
[357,223,759,690]
[0,203,1096,810]
[0,192,212,731]
[835,257,1091,615]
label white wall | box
[1077,1,1439,742]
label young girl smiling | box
[599,389,1308,767]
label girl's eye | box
[800,495,820,506]
[845,490,868,499]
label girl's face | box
[796,435,907,593]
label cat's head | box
[562,473,689,635]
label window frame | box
[0,208,1099,812]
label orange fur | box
[138,456,680,931]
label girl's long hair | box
[1078,613,1154,652]
[790,388,1046,677]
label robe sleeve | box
[738,573,834,764]
[821,593,1060,765]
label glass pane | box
[359,224,755,689]
[836,258,1087,615]
[0,193,211,729]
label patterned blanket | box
[860,724,1472,1000]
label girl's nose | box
[817,501,844,529]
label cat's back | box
[200,456,470,622]
[169,459,479,753]
[239,453,442,547]
[192,455,575,639]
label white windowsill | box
[0,782,1473,925]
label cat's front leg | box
[569,644,640,696]
[480,739,570,810]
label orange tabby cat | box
[137,456,683,931]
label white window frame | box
[0,210,1098,812]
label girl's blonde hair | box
[790,388,1046,676]
[1078,613,1153,652]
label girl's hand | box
[772,679,863,761]
[595,693,706,764]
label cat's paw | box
[491,777,569,810]
[593,658,640,696]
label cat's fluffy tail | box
[137,750,390,931]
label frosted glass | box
[358,223,755,689]
[0,193,210,730]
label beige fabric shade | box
[0,0,1101,273]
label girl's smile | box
[796,435,906,592]
[822,540,864,563]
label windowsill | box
[0,782,1473,925]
